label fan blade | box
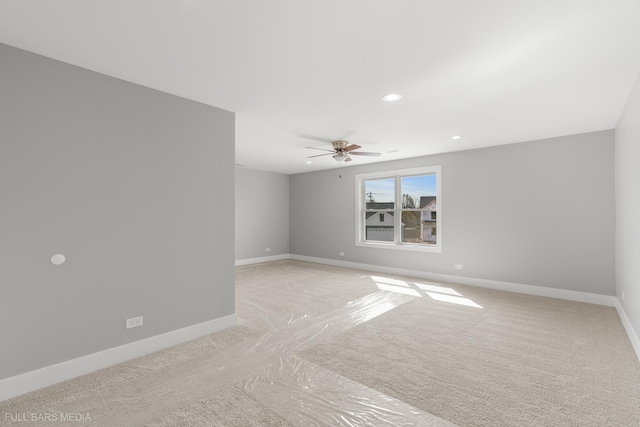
[306,146,335,152]
[335,130,355,141]
[307,153,334,158]
[343,144,362,152]
[301,135,333,144]
[350,151,381,157]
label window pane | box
[400,174,437,245]
[364,178,394,209]
[400,175,436,209]
[365,211,394,242]
[401,211,437,244]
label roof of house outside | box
[419,196,436,208]
[365,211,394,220]
[366,202,394,210]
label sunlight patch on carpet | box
[425,291,483,308]
[376,282,423,297]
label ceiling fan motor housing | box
[332,140,349,151]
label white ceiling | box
[1,1,639,174]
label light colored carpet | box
[1,260,639,426]
[298,268,640,426]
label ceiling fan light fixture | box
[382,93,402,102]
[333,153,346,161]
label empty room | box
[1,1,640,426]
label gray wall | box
[0,44,235,380]
[615,73,640,336]
[290,131,615,295]
[235,168,289,260]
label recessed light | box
[451,135,462,140]
[382,93,402,102]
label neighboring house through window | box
[356,165,441,252]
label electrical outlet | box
[339,252,345,257]
[454,264,463,270]
[126,316,143,329]
[265,248,271,252]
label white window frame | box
[355,165,442,253]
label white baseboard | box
[614,301,640,363]
[235,253,291,266]
[290,255,617,306]
[0,314,237,402]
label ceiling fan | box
[306,140,382,162]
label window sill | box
[355,240,442,253]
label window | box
[356,165,441,252]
